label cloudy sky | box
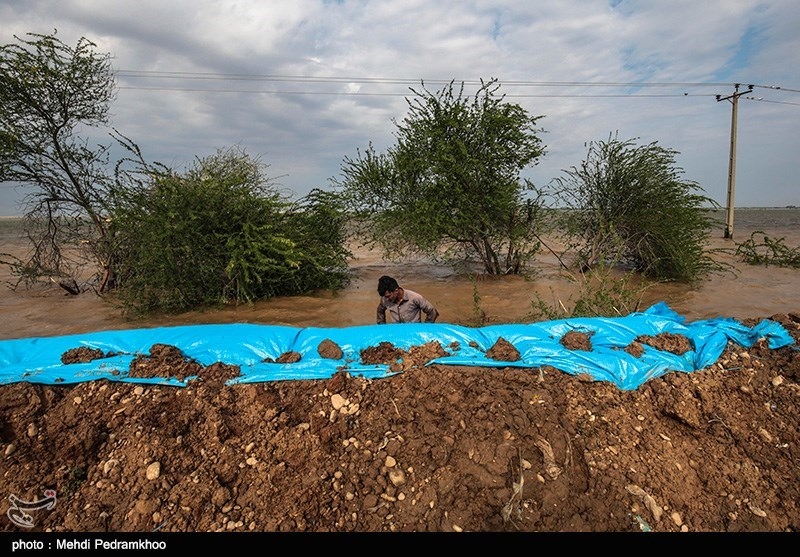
[1,0,798,216]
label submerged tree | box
[552,134,722,282]
[335,78,548,275]
[110,147,351,315]
[0,31,124,292]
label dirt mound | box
[560,330,593,351]
[61,347,107,364]
[486,337,521,361]
[636,332,694,354]
[318,339,343,359]
[361,340,447,372]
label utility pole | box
[716,83,753,239]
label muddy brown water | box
[1,208,799,341]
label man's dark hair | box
[377,275,400,296]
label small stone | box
[145,461,161,480]
[388,469,406,486]
[748,503,767,518]
[103,459,119,475]
[331,394,346,410]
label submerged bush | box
[552,135,722,282]
[110,147,350,315]
[736,231,800,268]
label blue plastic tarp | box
[0,302,794,390]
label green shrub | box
[552,135,722,282]
[110,147,350,315]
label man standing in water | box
[376,275,439,324]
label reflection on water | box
[1,208,799,340]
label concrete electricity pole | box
[716,83,753,239]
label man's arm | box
[376,301,387,324]
[420,299,439,323]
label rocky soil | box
[1,314,799,533]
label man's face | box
[383,288,402,304]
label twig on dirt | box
[708,414,732,432]
[391,398,400,417]
[501,447,525,528]
[376,436,389,452]
[535,436,563,480]
[625,484,662,522]
[708,414,734,441]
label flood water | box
[1,208,799,341]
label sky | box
[1,0,798,216]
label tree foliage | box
[0,30,122,290]
[335,78,548,275]
[110,147,351,315]
[552,134,722,282]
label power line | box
[114,72,798,102]
[116,84,718,99]
[752,84,800,94]
[114,71,799,93]
[114,71,735,89]
[744,96,800,106]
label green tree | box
[110,147,351,315]
[0,31,125,291]
[552,134,722,282]
[335,78,547,275]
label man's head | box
[377,275,400,298]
